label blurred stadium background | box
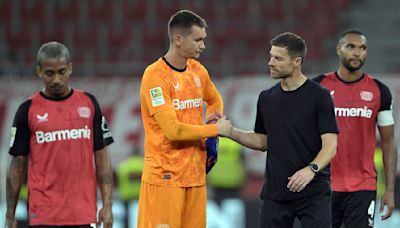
[1,0,400,227]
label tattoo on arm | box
[6,156,27,218]
[95,149,113,206]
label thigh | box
[181,185,207,228]
[297,191,332,228]
[258,198,295,228]
[137,181,185,228]
[332,192,345,228]
[343,191,376,228]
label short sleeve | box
[85,92,114,151]
[316,88,339,134]
[254,93,267,135]
[374,79,392,111]
[9,100,31,156]
[140,69,174,116]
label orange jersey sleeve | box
[140,58,223,187]
[154,109,217,141]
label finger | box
[381,207,393,220]
[215,110,223,118]
[287,175,298,188]
[379,199,385,213]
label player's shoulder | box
[188,59,207,73]
[259,82,280,98]
[312,71,336,83]
[142,58,169,80]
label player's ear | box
[36,65,43,78]
[336,44,341,56]
[68,62,73,75]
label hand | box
[207,111,223,124]
[5,218,17,228]
[97,205,113,228]
[216,116,232,137]
[287,166,315,192]
[380,190,395,220]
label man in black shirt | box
[228,32,339,228]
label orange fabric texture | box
[137,182,206,228]
[140,57,223,187]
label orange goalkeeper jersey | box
[140,57,223,187]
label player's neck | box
[164,51,187,70]
[337,66,363,82]
[281,72,307,91]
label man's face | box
[268,46,298,79]
[179,25,206,59]
[337,33,367,71]
[36,58,72,98]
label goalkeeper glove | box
[206,137,218,174]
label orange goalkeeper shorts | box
[137,181,206,228]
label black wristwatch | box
[309,162,319,174]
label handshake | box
[205,112,233,173]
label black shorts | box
[332,190,376,228]
[259,190,332,228]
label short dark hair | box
[271,32,307,62]
[339,28,366,43]
[36,41,70,67]
[168,10,207,37]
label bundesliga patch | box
[78,106,91,118]
[150,87,165,107]
[9,127,16,148]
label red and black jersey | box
[9,89,113,226]
[314,72,392,192]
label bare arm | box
[310,133,337,170]
[378,125,397,220]
[229,127,267,151]
[287,133,337,192]
[6,155,28,227]
[95,148,113,228]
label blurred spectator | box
[208,137,246,205]
[116,146,144,227]
[0,50,20,77]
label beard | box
[342,57,365,71]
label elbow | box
[163,128,184,141]
[331,142,338,159]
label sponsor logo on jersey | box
[330,90,335,97]
[77,106,91,118]
[36,113,48,123]
[172,98,203,110]
[150,87,165,107]
[360,91,373,101]
[334,106,373,118]
[35,126,91,144]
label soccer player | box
[227,32,339,228]
[5,41,114,228]
[314,29,398,228]
[138,10,232,228]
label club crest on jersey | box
[78,107,91,118]
[360,91,373,101]
[194,76,201,88]
[36,113,48,123]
